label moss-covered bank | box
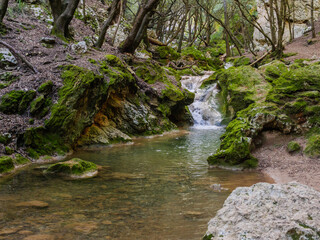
[207,61,320,168]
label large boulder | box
[204,182,320,240]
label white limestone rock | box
[0,48,17,67]
[71,41,88,54]
[204,182,320,240]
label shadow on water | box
[0,128,272,240]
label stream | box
[0,73,271,240]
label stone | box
[40,37,56,45]
[0,48,17,68]
[44,158,98,179]
[204,182,320,239]
[23,234,55,240]
[71,41,87,54]
[0,227,21,235]
[15,200,49,208]
[66,222,98,234]
[183,211,204,218]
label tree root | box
[0,40,38,73]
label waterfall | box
[181,72,222,129]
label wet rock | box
[66,222,98,234]
[44,158,98,179]
[204,182,320,239]
[183,211,204,218]
[40,37,56,45]
[0,48,17,68]
[23,234,55,240]
[71,41,87,54]
[210,184,221,191]
[0,227,21,235]
[15,200,49,208]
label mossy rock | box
[154,46,180,61]
[0,133,11,145]
[18,90,36,114]
[30,95,52,118]
[260,60,288,83]
[287,141,301,153]
[0,90,35,114]
[227,56,251,67]
[4,146,14,155]
[304,134,320,157]
[217,66,271,116]
[38,81,54,95]
[44,158,98,179]
[14,154,30,165]
[0,156,14,173]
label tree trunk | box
[119,0,160,54]
[0,0,9,23]
[178,8,188,52]
[224,0,231,57]
[95,0,121,48]
[50,0,80,38]
[311,0,316,38]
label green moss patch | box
[14,154,30,165]
[0,156,14,173]
[38,81,54,95]
[305,134,320,157]
[0,90,36,114]
[287,141,301,153]
[45,158,98,178]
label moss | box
[4,146,14,155]
[105,54,124,68]
[0,90,25,114]
[18,90,36,114]
[0,156,14,173]
[0,134,11,145]
[154,46,180,61]
[230,56,251,67]
[217,66,271,116]
[202,234,214,240]
[304,134,320,157]
[134,61,167,84]
[260,60,288,83]
[284,98,308,115]
[14,154,30,165]
[287,141,301,153]
[30,95,52,118]
[200,73,218,88]
[38,81,54,95]
[45,158,97,176]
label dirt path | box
[253,131,320,191]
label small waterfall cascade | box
[181,72,222,129]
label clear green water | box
[0,128,271,240]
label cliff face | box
[253,0,320,51]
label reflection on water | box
[0,129,272,240]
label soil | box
[253,131,320,191]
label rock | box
[71,41,87,54]
[40,37,56,45]
[287,141,301,153]
[210,184,221,191]
[15,200,49,208]
[66,222,98,234]
[44,158,98,179]
[204,182,320,240]
[23,234,55,240]
[0,156,14,173]
[183,211,204,218]
[0,48,17,68]
[0,227,21,235]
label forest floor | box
[253,131,320,191]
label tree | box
[0,0,9,24]
[95,0,121,48]
[49,0,80,38]
[119,0,160,54]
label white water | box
[181,72,222,129]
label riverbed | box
[0,128,271,240]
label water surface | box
[0,128,271,240]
